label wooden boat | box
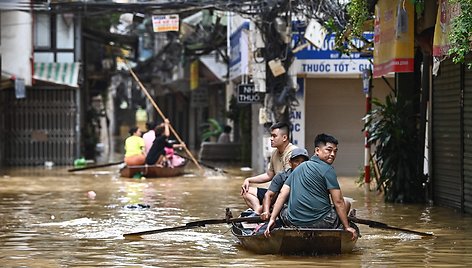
[231,219,359,255]
[120,161,187,178]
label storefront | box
[293,34,393,176]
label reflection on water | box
[1,166,472,267]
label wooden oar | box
[123,216,263,238]
[68,161,124,172]
[348,216,434,237]
[128,67,203,173]
[175,153,229,174]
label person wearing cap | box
[264,133,357,241]
[241,122,297,215]
[259,147,309,221]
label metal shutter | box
[464,54,472,214]
[432,58,462,209]
[3,87,79,166]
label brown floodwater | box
[0,164,471,267]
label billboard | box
[373,0,414,77]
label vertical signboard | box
[433,0,461,57]
[229,22,249,80]
[290,78,305,149]
[190,60,199,90]
[373,0,414,77]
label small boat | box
[231,219,359,255]
[120,161,187,178]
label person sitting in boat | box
[217,125,232,143]
[143,121,158,155]
[145,118,185,166]
[124,126,146,166]
[260,147,309,221]
[163,141,186,167]
[264,133,357,240]
[241,122,297,215]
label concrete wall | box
[0,11,32,85]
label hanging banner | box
[373,0,414,77]
[152,15,179,32]
[433,0,461,57]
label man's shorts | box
[256,187,268,204]
[280,206,342,229]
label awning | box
[33,62,81,87]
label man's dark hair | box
[223,125,232,133]
[270,122,290,136]
[314,133,338,147]
[155,124,165,136]
[128,126,139,136]
[146,122,157,131]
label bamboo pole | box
[128,67,203,172]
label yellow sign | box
[373,0,414,77]
[433,0,461,57]
[190,60,199,90]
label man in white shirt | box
[241,122,296,215]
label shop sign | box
[237,84,261,103]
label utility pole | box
[362,68,372,192]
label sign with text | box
[237,84,261,103]
[152,15,179,32]
[373,0,414,77]
[293,32,374,76]
[229,22,250,80]
[290,78,305,149]
[433,0,461,57]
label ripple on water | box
[2,168,472,267]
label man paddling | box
[264,133,357,240]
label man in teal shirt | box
[264,133,357,240]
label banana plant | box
[201,118,223,142]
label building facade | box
[0,8,81,166]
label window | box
[34,13,51,48]
[34,13,75,62]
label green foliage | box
[201,118,223,142]
[364,94,425,203]
[328,4,373,57]
[409,0,425,18]
[342,0,471,67]
[448,0,472,68]
[347,0,369,37]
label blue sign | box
[292,32,374,60]
[229,22,249,68]
[291,31,374,76]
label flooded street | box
[1,165,472,267]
